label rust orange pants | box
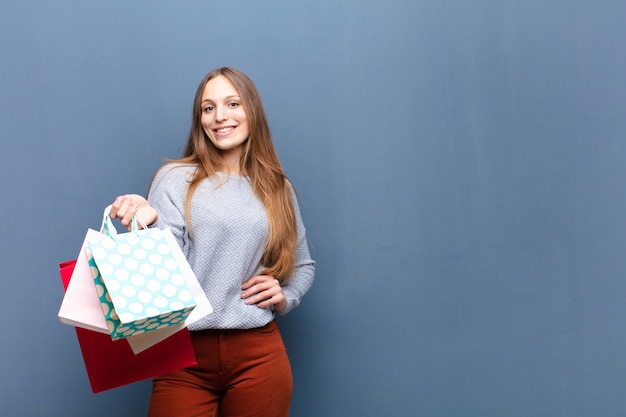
[147,321,293,417]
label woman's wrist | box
[274,298,288,312]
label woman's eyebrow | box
[201,95,240,103]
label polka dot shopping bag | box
[86,206,199,340]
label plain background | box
[2,1,626,416]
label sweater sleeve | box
[147,164,192,257]
[276,191,315,315]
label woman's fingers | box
[241,275,287,310]
[110,194,157,229]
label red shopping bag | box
[59,260,197,393]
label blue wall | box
[2,1,626,416]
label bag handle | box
[99,205,148,239]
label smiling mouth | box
[214,126,236,134]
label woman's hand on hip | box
[110,194,158,229]
[241,275,288,312]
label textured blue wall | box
[2,1,626,416]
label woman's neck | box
[219,150,242,176]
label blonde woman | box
[111,67,315,417]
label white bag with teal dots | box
[86,206,197,340]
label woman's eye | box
[228,102,239,108]
[203,106,214,112]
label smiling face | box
[200,75,250,162]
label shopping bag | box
[59,260,197,393]
[59,250,187,354]
[58,230,119,334]
[58,209,213,352]
[86,206,197,340]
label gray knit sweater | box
[148,163,315,330]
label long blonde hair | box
[173,67,297,283]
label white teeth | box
[216,127,234,133]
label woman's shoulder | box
[151,162,198,188]
[154,162,197,180]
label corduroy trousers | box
[147,320,293,417]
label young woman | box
[110,67,315,417]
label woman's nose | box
[215,105,227,122]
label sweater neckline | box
[216,171,248,180]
